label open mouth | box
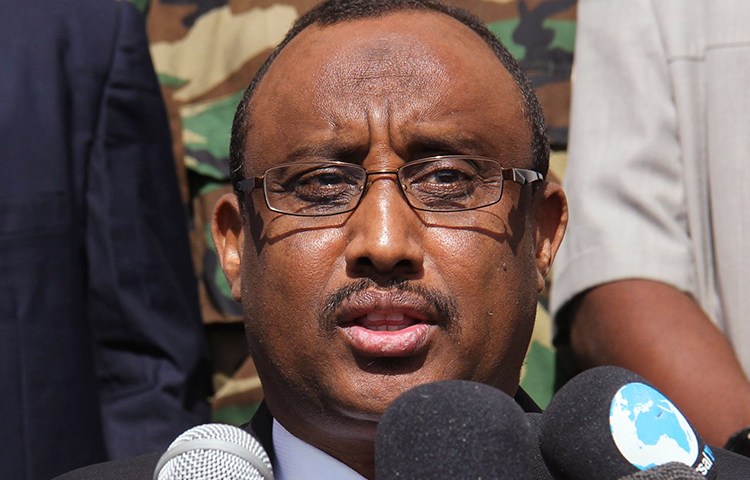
[330,287,446,357]
[355,312,415,331]
[341,311,433,357]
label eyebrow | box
[284,142,368,164]
[280,131,499,165]
[406,133,496,158]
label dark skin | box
[213,11,567,478]
[570,279,750,447]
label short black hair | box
[229,0,549,190]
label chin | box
[334,361,463,418]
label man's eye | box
[300,171,351,187]
[410,164,478,188]
[288,168,362,205]
[422,168,471,184]
[269,167,357,193]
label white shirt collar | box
[272,418,366,480]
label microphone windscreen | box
[618,462,704,479]
[375,379,540,479]
[527,413,556,480]
[154,423,273,480]
[711,447,750,479]
[540,366,716,480]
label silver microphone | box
[154,423,274,480]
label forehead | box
[246,10,530,170]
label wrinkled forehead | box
[246,10,529,169]
[255,10,519,106]
[311,32,450,106]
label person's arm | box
[569,279,750,446]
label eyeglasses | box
[236,155,543,217]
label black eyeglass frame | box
[235,155,544,217]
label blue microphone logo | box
[609,382,700,470]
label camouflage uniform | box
[141,0,575,420]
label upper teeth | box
[366,312,405,321]
[370,324,406,331]
[364,312,408,331]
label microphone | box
[527,412,558,480]
[540,366,750,480]
[375,379,551,479]
[153,423,274,480]
[724,426,750,457]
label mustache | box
[319,278,459,330]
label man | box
[145,0,576,425]
[1,1,210,479]
[57,0,567,477]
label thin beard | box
[319,278,459,331]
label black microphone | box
[724,426,750,457]
[375,379,551,479]
[540,366,750,480]
[527,412,558,480]
[153,423,274,480]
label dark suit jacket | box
[0,1,210,478]
[54,391,541,479]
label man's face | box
[214,9,566,462]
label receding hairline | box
[250,10,526,118]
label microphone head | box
[540,366,715,480]
[154,423,273,480]
[375,379,540,479]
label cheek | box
[438,233,536,324]
[244,224,346,329]
[425,219,538,377]
[427,211,537,301]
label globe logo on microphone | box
[609,382,699,470]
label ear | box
[532,181,568,292]
[212,193,245,301]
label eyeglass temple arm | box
[503,168,544,185]
[236,177,265,193]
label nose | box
[344,174,424,279]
